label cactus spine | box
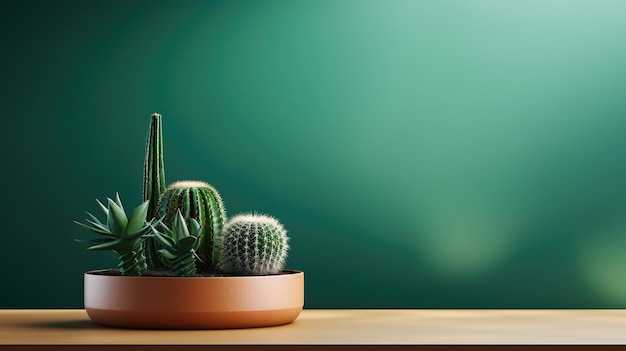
[220,213,288,276]
[157,180,227,270]
[142,112,166,268]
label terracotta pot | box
[84,269,304,329]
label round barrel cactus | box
[156,180,227,269]
[220,213,289,276]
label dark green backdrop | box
[3,0,626,308]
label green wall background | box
[3,0,626,308]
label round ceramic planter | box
[84,269,304,329]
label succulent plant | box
[74,194,154,276]
[152,210,201,277]
[77,112,294,279]
[143,112,166,218]
[156,180,227,270]
[142,112,167,268]
[220,213,289,276]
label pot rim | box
[84,269,303,280]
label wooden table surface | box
[2,309,626,349]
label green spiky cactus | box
[220,213,289,276]
[157,180,227,270]
[74,194,154,276]
[142,112,167,268]
[152,210,201,277]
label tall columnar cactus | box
[143,112,166,217]
[157,180,227,270]
[153,210,202,277]
[220,213,289,276]
[143,112,166,267]
[74,194,154,276]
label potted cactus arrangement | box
[74,113,303,329]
